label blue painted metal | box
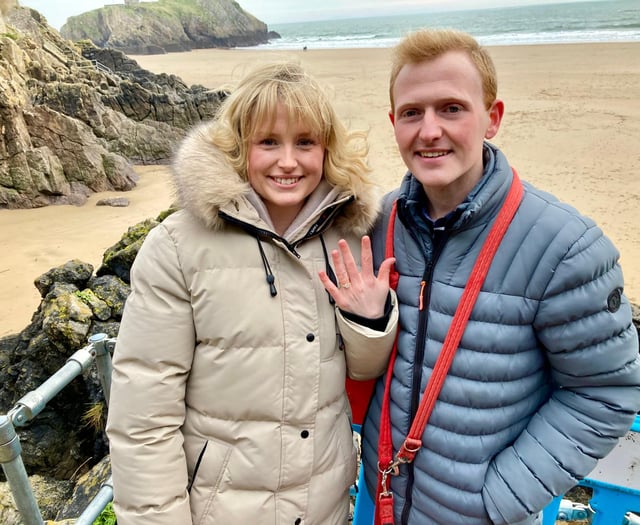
[584,477,640,525]
[555,499,592,520]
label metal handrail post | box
[74,476,113,525]
[9,345,95,427]
[89,333,113,406]
[0,416,44,525]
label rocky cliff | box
[60,0,278,55]
[1,5,224,209]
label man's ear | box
[485,99,504,140]
[388,110,395,126]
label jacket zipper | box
[218,212,302,257]
[218,196,351,257]
[400,227,448,525]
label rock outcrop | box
[0,211,167,521]
[60,0,278,55]
[1,5,224,208]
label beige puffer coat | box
[106,121,398,525]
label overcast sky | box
[18,0,596,30]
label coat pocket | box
[188,438,233,525]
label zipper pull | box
[418,280,426,311]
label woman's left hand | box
[318,235,395,319]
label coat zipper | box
[400,227,448,525]
[218,212,302,257]
[218,196,350,257]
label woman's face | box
[247,104,325,234]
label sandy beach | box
[1,42,639,336]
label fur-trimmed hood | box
[171,120,381,238]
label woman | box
[106,61,397,524]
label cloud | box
[19,0,122,29]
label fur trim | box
[171,120,381,235]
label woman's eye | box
[298,138,316,147]
[260,138,277,146]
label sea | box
[248,0,640,50]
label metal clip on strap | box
[397,437,422,463]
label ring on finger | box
[340,281,351,289]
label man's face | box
[390,50,503,212]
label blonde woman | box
[106,61,397,524]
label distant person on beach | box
[106,61,398,524]
[359,28,640,525]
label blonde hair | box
[209,61,371,187]
[389,29,498,113]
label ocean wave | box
[246,0,640,50]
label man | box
[361,28,640,525]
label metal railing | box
[90,60,114,75]
[0,333,115,525]
[74,59,114,76]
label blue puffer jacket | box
[362,143,640,525]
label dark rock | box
[34,260,94,298]
[97,217,161,282]
[42,288,93,349]
[88,275,131,320]
[89,321,121,339]
[77,44,227,130]
[56,456,111,520]
[75,289,112,321]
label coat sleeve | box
[483,220,640,525]
[337,290,398,380]
[106,224,195,525]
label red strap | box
[375,171,523,524]
[380,199,400,459]
[386,200,400,290]
[375,200,403,525]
